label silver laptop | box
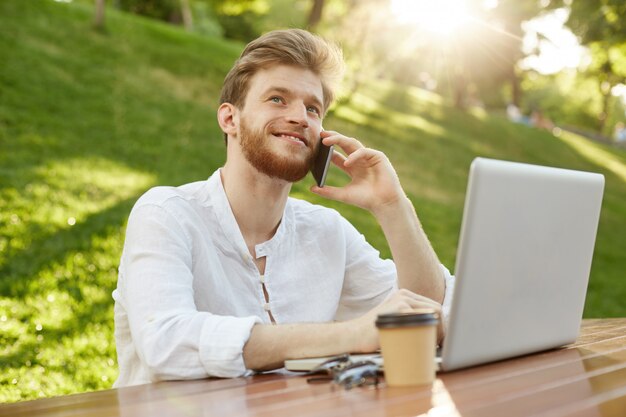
[285,157,604,372]
[440,157,604,371]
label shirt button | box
[263,303,271,312]
[260,275,265,284]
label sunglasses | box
[306,354,381,389]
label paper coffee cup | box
[376,310,439,387]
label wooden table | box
[2,318,626,417]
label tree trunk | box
[338,7,373,105]
[180,0,193,31]
[93,0,106,31]
[598,81,611,133]
[510,66,521,107]
[453,67,467,110]
[307,0,325,31]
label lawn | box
[1,0,625,403]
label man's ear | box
[217,103,239,139]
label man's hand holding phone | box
[310,130,405,217]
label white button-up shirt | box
[113,169,455,387]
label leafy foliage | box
[521,70,602,131]
[546,0,626,132]
[549,0,626,44]
[118,0,181,21]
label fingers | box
[323,133,385,170]
[330,150,348,172]
[395,288,437,305]
[320,130,389,170]
[402,297,441,313]
[391,290,444,342]
[355,289,445,350]
[387,289,442,314]
[310,184,350,205]
[321,131,364,155]
[343,148,373,168]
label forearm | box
[242,321,362,371]
[373,196,445,303]
[308,134,445,303]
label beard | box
[239,118,317,183]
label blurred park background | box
[1,0,625,403]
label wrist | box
[343,315,379,354]
[371,194,412,223]
[334,320,358,353]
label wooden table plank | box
[0,373,291,417]
[1,318,625,417]
[555,389,626,417]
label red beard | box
[239,118,318,182]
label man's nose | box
[285,104,309,127]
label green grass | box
[1,0,625,403]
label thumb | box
[310,185,346,203]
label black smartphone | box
[311,141,333,187]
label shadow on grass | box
[0,295,113,371]
[0,195,138,297]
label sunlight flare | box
[390,0,470,37]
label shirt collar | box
[206,169,293,259]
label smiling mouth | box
[273,132,308,146]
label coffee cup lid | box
[375,310,439,328]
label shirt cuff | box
[440,264,456,324]
[198,314,262,378]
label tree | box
[445,0,543,109]
[93,0,106,31]
[180,0,194,31]
[321,0,399,104]
[548,0,626,132]
[483,0,542,107]
[307,0,324,31]
[118,0,181,23]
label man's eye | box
[307,106,320,115]
[270,97,283,103]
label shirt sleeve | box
[119,201,261,381]
[334,215,457,323]
[334,216,398,321]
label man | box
[112,29,455,387]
